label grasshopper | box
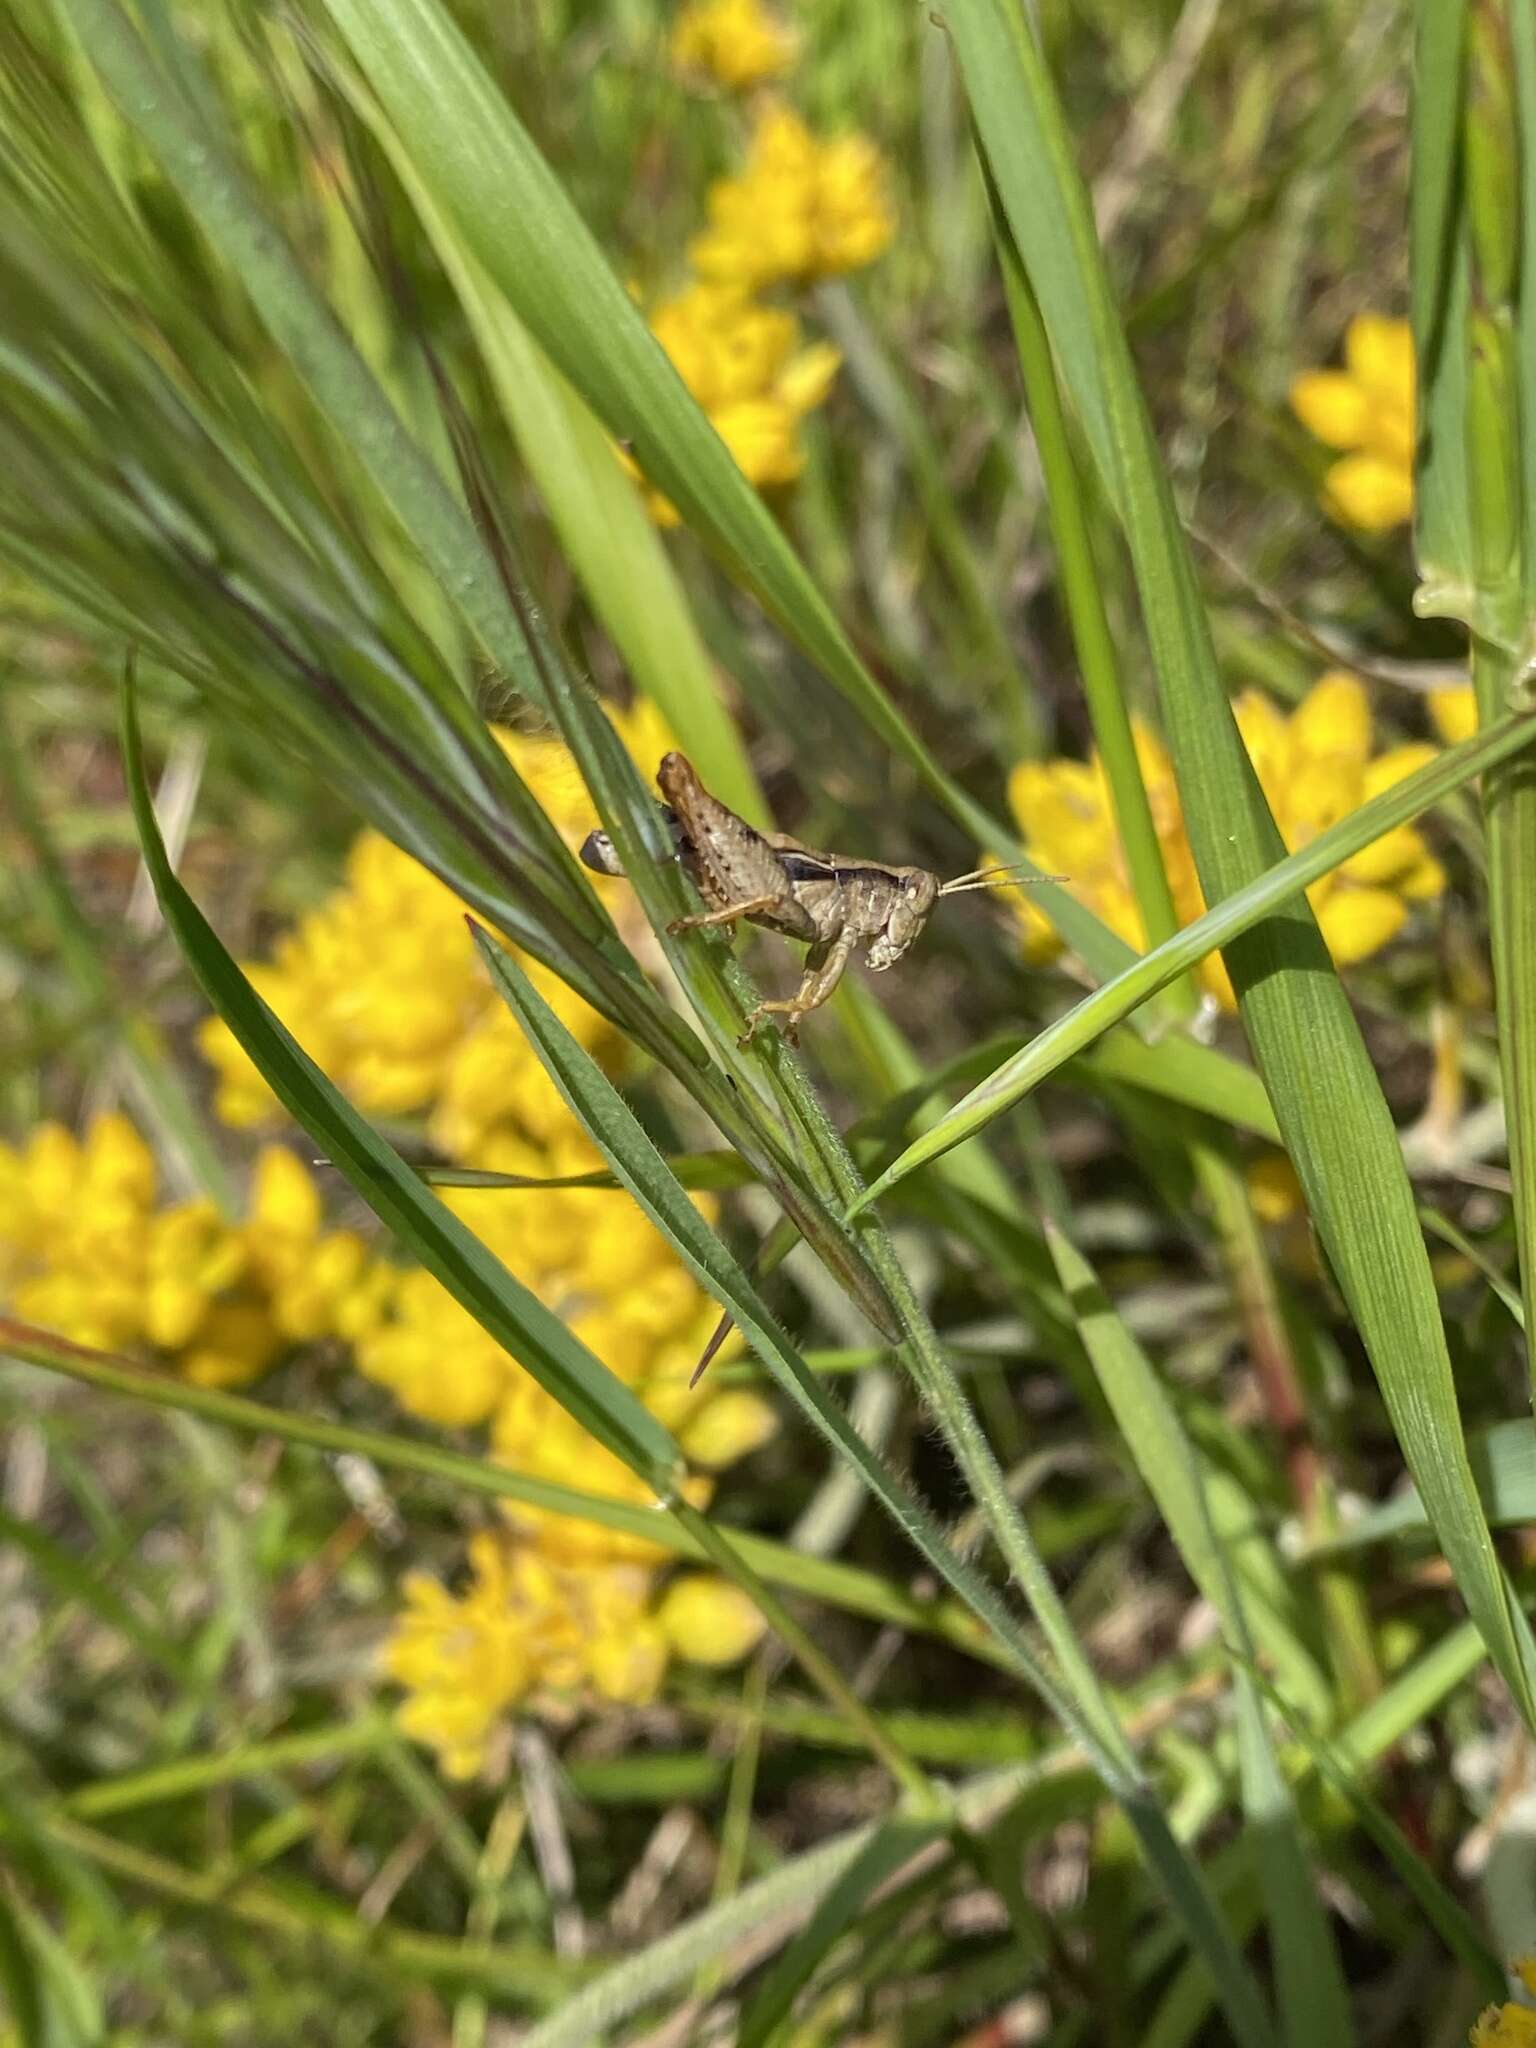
[580,752,1057,1044]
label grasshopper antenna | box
[939,862,1067,896]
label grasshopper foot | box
[738,1003,801,1050]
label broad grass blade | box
[940,0,1535,1723]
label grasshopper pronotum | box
[581,753,1059,1045]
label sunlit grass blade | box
[121,669,681,1491]
[1478,0,1536,1388]
[1410,0,1473,615]
[355,106,767,823]
[854,706,1536,1200]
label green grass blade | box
[1410,0,1474,615]
[1047,1222,1350,2048]
[854,707,1536,1198]
[312,0,1140,984]
[120,670,681,1493]
[735,1812,951,2048]
[358,107,767,824]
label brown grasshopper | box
[580,752,1057,1044]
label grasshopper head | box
[866,867,939,970]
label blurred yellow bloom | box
[1290,313,1415,532]
[689,102,894,288]
[657,1574,767,1664]
[0,1117,385,1387]
[1473,1964,1536,2047]
[1007,671,1445,1007]
[670,0,797,89]
[638,280,840,523]
[383,1531,667,1779]
[1429,684,1478,744]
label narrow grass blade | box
[1046,1223,1350,2048]
[120,671,681,1493]
[356,107,766,823]
[0,1315,1016,1666]
[1410,0,1474,615]
[1305,1418,1536,1553]
[736,1812,950,2048]
[855,707,1536,1200]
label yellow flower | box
[1007,671,1446,1008]
[689,103,894,288]
[1430,684,1478,744]
[0,1113,385,1388]
[383,1531,669,1778]
[657,1574,767,1664]
[1290,313,1415,532]
[670,0,797,89]
[638,280,840,523]
[1473,1965,1536,2047]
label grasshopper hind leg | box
[739,927,856,1048]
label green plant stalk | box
[986,170,1184,964]
[1472,640,1536,1388]
[1465,31,1536,1384]
[852,702,1536,1201]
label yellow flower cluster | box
[688,103,896,289]
[1290,313,1414,532]
[1008,671,1445,1008]
[0,1114,382,1386]
[638,282,841,523]
[1473,1962,1536,2047]
[635,17,894,520]
[194,710,777,1777]
[387,1534,764,1779]
[670,0,797,90]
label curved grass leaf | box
[120,670,681,1492]
[855,706,1536,1201]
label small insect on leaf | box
[582,756,1066,1044]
